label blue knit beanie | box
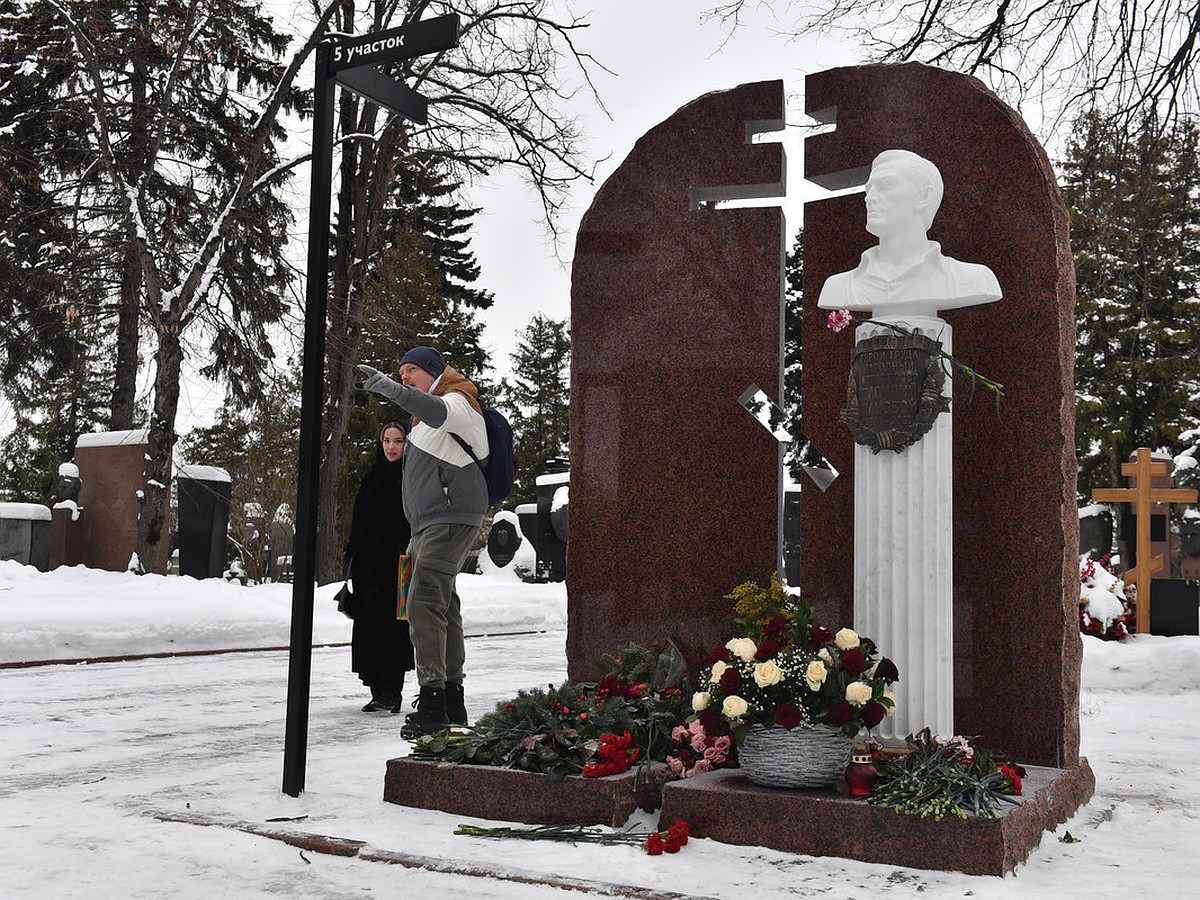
[400,346,446,378]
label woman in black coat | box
[345,421,415,712]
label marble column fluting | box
[853,315,954,742]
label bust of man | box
[818,149,1001,317]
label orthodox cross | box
[1091,447,1198,634]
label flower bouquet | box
[868,728,1025,820]
[690,573,899,787]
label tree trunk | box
[134,322,183,574]
[109,242,142,429]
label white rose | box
[722,695,749,718]
[692,691,711,712]
[753,660,784,688]
[834,628,860,650]
[884,690,897,715]
[845,681,873,706]
[805,659,828,691]
[726,637,758,663]
[818,648,833,665]
[709,660,729,683]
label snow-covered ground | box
[1,558,1197,899]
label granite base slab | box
[658,759,1095,875]
[383,758,670,828]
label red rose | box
[774,702,805,729]
[809,624,833,646]
[718,667,742,693]
[876,657,900,683]
[699,709,721,733]
[827,701,853,726]
[755,639,780,661]
[840,647,867,675]
[708,647,732,666]
[863,700,886,728]
[764,615,788,639]
[859,637,877,656]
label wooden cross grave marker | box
[1091,447,1198,633]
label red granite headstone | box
[74,430,171,573]
[567,80,787,681]
[801,63,1079,767]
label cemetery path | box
[0,630,1196,900]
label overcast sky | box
[463,2,862,375]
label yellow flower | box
[722,695,749,718]
[805,659,828,691]
[834,628,860,650]
[753,660,784,687]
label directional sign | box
[329,13,458,73]
[337,65,428,123]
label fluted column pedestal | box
[853,315,954,742]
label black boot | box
[400,685,450,739]
[445,681,468,726]
[362,686,390,712]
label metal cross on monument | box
[1091,447,1198,634]
[283,14,459,798]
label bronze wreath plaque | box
[840,332,951,453]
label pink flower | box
[713,736,732,754]
[827,308,853,332]
[671,725,689,743]
[667,756,684,776]
[691,758,713,775]
[691,735,708,753]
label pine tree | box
[1064,112,1200,500]
[318,154,495,579]
[499,314,571,507]
[5,0,342,572]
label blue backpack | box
[452,406,515,506]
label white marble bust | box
[817,149,1001,317]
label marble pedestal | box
[853,316,953,741]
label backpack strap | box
[451,432,485,470]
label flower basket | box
[738,724,852,788]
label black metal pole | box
[283,43,335,797]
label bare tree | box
[706,1,1200,131]
[35,0,344,572]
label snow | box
[0,502,51,521]
[75,428,150,448]
[1,558,1198,899]
[177,463,232,483]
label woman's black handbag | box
[335,581,356,619]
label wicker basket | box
[738,724,853,788]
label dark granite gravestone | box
[1149,578,1200,636]
[799,63,1080,769]
[534,469,569,582]
[567,79,786,680]
[1079,506,1114,560]
[176,466,232,579]
[0,504,51,570]
[486,516,521,568]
